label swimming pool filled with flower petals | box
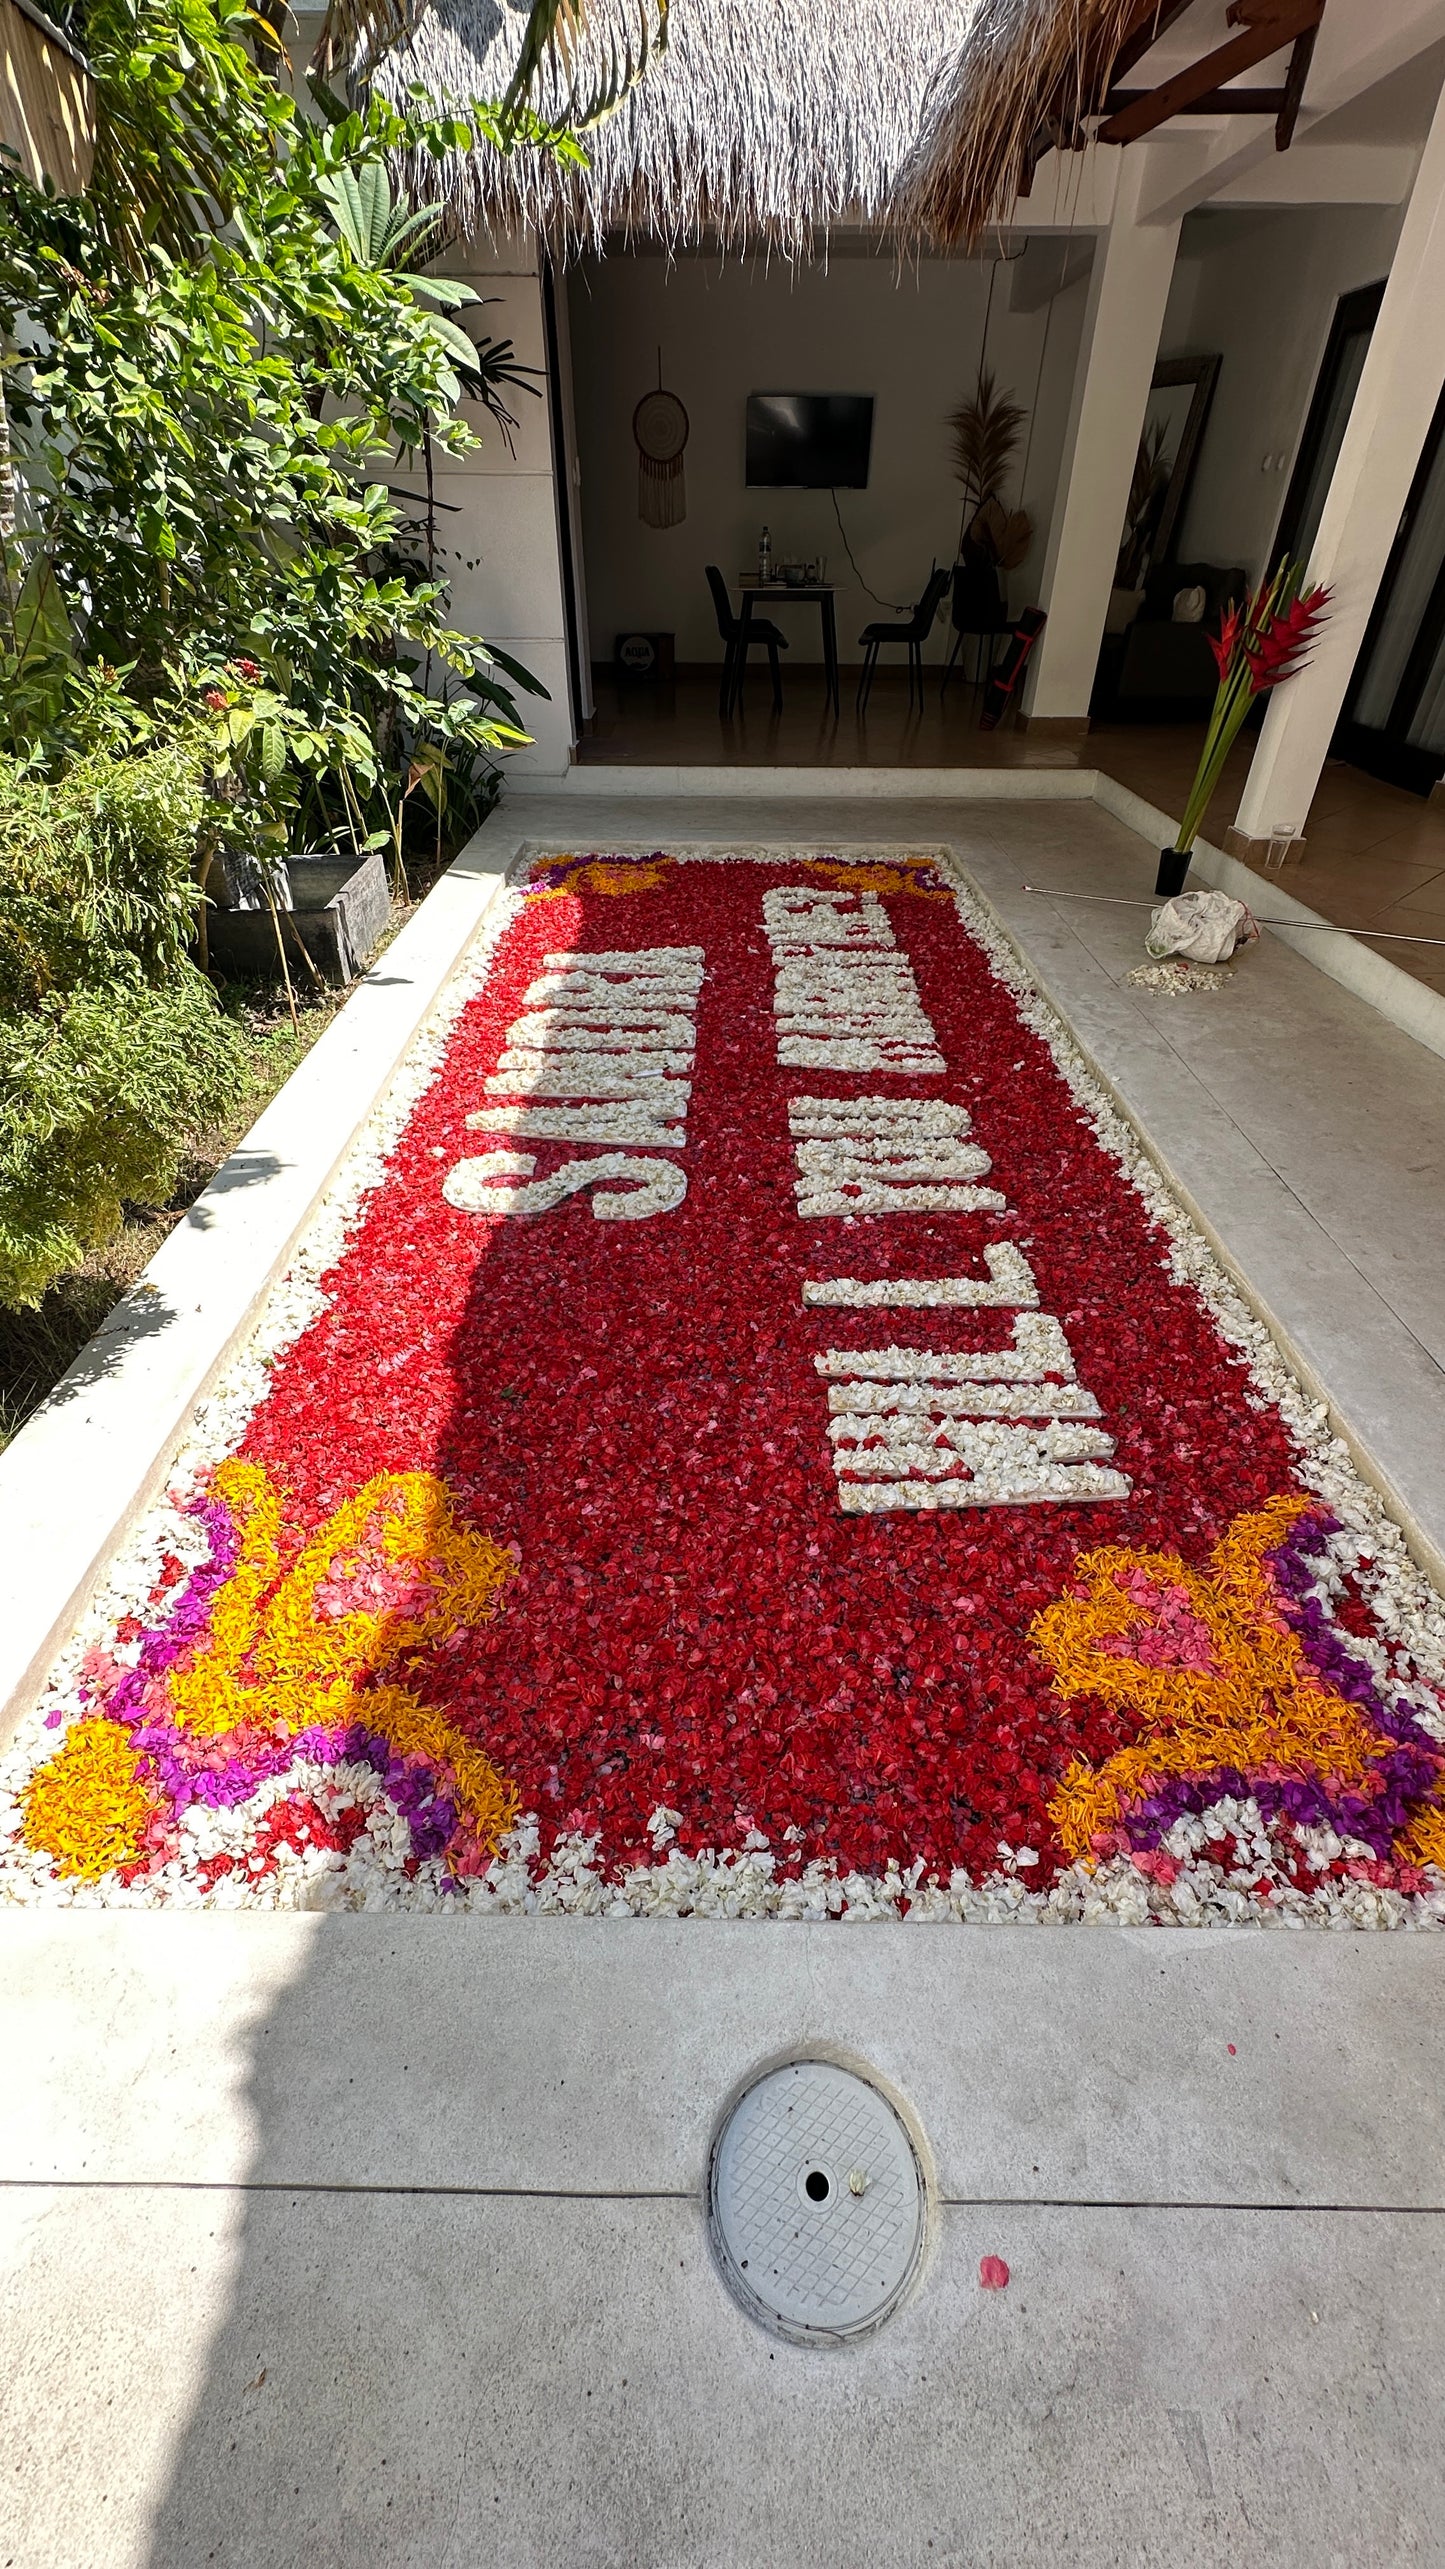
[6,847,1445,1925]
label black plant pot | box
[953,550,1004,630]
[1154,846,1192,898]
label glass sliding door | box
[1274,282,1383,572]
[1405,626,1445,761]
[1277,277,1445,797]
[1336,385,1445,795]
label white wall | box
[1160,202,1406,580]
[391,232,576,778]
[566,248,1088,667]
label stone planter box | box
[206,849,391,988]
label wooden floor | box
[579,667,1445,1000]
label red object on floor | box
[978,609,1046,731]
[979,2256,1011,2290]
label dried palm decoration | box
[949,368,1032,566]
[949,367,1026,517]
[1116,415,1170,585]
[972,494,1034,571]
[896,0,1141,251]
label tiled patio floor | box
[579,670,1445,997]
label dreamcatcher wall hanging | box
[633,353,689,529]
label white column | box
[1022,153,1181,730]
[1233,80,1445,844]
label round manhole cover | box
[709,2060,926,2344]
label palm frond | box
[502,0,669,131]
[313,0,424,88]
[315,0,666,118]
[948,368,1027,515]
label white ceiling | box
[1306,36,1445,144]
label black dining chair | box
[940,559,1013,700]
[706,565,788,717]
[856,566,951,715]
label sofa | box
[1090,560,1249,722]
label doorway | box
[1274,281,1383,571]
[1335,379,1445,796]
[1277,278,1445,798]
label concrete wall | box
[391,233,576,779]
[1160,203,1407,581]
[566,247,1088,668]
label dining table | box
[734,578,840,718]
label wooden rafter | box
[1021,0,1323,189]
[1273,12,1318,147]
[1105,83,1289,108]
[1097,0,1324,147]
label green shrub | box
[0,742,208,1005]
[0,972,244,1304]
[0,741,245,1307]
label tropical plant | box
[314,154,538,434]
[313,0,669,127]
[0,0,597,849]
[0,740,246,1305]
[1169,562,1330,862]
[0,0,639,1315]
[948,367,1032,572]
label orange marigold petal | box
[1396,1805,1445,1874]
[23,1719,151,1882]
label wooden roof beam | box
[1096,0,1323,146]
[1274,18,1319,149]
[1103,83,1289,111]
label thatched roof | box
[380,0,1146,257]
[379,0,985,258]
[896,0,1135,250]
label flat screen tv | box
[745,393,874,489]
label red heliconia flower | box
[1208,599,1243,683]
[1245,585,1331,692]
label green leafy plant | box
[0,742,246,1305]
[0,0,585,871]
[0,0,663,1327]
[0,975,243,1305]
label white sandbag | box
[1145,889,1257,965]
